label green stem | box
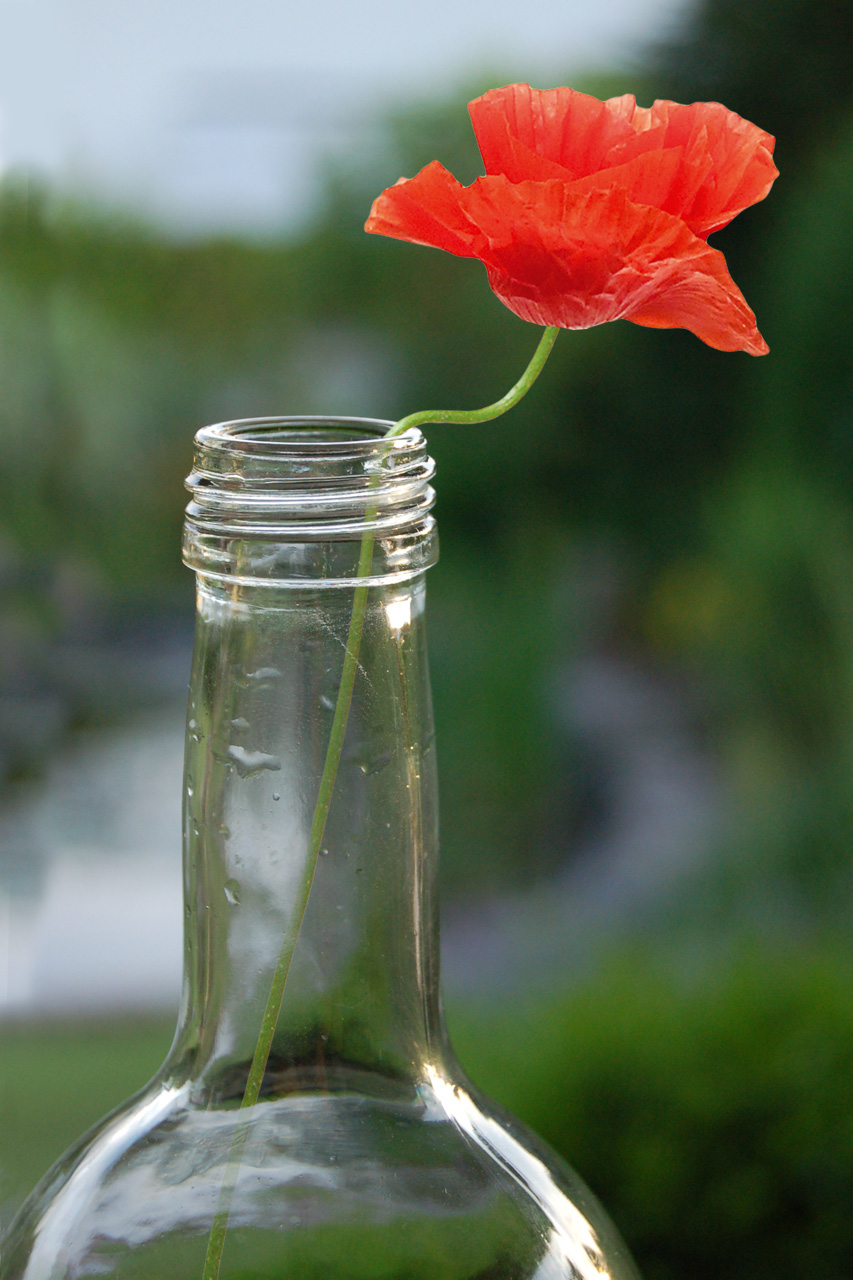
[386,325,559,438]
[201,324,558,1279]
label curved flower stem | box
[201,323,559,1279]
[386,325,559,437]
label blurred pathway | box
[442,655,721,999]
[0,706,185,1015]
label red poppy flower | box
[366,83,778,355]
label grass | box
[0,1012,175,1229]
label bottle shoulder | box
[3,1068,638,1280]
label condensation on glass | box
[2,418,641,1280]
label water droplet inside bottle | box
[234,670,280,691]
[219,823,231,838]
[272,792,280,802]
[319,693,335,711]
[226,746,282,778]
[231,716,250,732]
[319,847,329,858]
[241,666,281,687]
[224,879,241,906]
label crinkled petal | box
[469,83,778,239]
[626,99,777,236]
[452,178,767,354]
[466,114,575,185]
[567,146,710,218]
[470,83,639,181]
[365,161,488,259]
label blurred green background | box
[2,0,853,1276]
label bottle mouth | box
[183,417,438,587]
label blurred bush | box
[452,939,853,1280]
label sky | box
[1,0,693,232]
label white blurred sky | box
[0,0,693,232]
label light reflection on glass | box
[425,1065,612,1279]
[384,597,412,631]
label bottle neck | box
[167,568,441,1102]
[167,419,440,1103]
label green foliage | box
[655,0,853,169]
[638,107,853,917]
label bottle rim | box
[195,416,397,454]
[183,416,438,588]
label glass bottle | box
[2,419,640,1280]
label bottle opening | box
[183,416,438,588]
[196,416,395,453]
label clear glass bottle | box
[2,419,640,1280]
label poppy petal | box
[618,233,769,355]
[470,83,638,181]
[450,178,767,354]
[365,161,487,259]
[568,146,712,219]
[639,99,778,236]
[470,84,777,239]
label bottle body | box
[2,420,639,1280]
